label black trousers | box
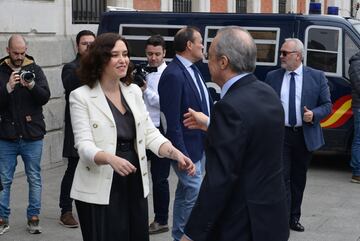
[283,127,312,222]
[147,149,170,225]
[75,147,149,241]
[59,156,79,214]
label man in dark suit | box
[265,38,332,232]
[158,27,212,241]
[180,26,289,241]
[59,30,95,228]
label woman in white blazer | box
[69,33,195,241]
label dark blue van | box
[98,11,360,154]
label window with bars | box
[72,0,106,24]
[235,0,247,13]
[173,0,192,12]
[279,0,286,13]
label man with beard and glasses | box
[0,34,50,236]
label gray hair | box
[284,38,304,59]
[215,26,257,73]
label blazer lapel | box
[89,82,115,125]
[273,69,285,97]
[301,66,311,115]
[174,57,203,107]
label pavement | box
[1,157,360,241]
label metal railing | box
[72,0,106,24]
[236,0,247,13]
[173,0,192,13]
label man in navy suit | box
[180,26,289,241]
[158,26,211,241]
[265,38,332,232]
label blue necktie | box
[191,64,209,116]
[289,72,297,127]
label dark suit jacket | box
[265,66,332,151]
[158,56,212,162]
[184,74,289,241]
[62,55,81,158]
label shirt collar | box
[220,73,250,99]
[176,54,193,68]
[285,63,303,76]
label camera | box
[18,70,35,83]
[132,63,157,87]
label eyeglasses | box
[280,50,298,57]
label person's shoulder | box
[303,66,325,77]
[64,58,78,68]
[267,68,283,76]
[124,83,142,96]
[72,84,90,95]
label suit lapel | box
[273,69,286,97]
[173,57,203,107]
[89,82,115,125]
[301,66,311,113]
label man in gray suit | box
[265,38,332,232]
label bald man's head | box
[6,34,27,68]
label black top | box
[106,90,136,142]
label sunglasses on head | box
[280,50,298,56]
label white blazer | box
[69,81,168,204]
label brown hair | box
[78,32,133,88]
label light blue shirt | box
[280,64,303,127]
[176,54,210,115]
[220,73,250,99]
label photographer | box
[0,35,50,236]
[140,35,171,234]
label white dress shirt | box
[280,64,303,127]
[143,61,167,127]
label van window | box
[204,26,280,66]
[344,33,359,80]
[304,26,342,76]
[120,24,186,62]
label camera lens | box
[20,71,35,83]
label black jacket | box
[349,52,360,109]
[62,55,81,157]
[0,55,50,140]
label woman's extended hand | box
[158,142,196,176]
[174,150,196,176]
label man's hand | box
[303,106,314,123]
[183,108,209,131]
[180,235,192,241]
[20,78,35,90]
[6,72,20,92]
